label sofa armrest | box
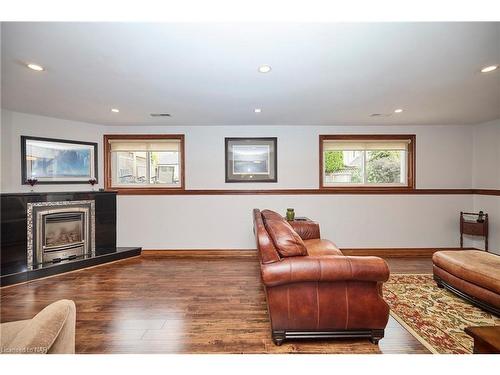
[6,299,76,354]
[261,256,389,287]
[289,220,320,240]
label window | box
[104,134,184,191]
[320,135,415,190]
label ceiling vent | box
[370,113,392,117]
[150,113,171,117]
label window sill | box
[319,186,416,194]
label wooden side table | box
[465,326,500,354]
[460,212,489,251]
[286,217,311,222]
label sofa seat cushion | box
[303,239,343,257]
[264,218,308,257]
[432,250,500,294]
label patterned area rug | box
[384,274,500,354]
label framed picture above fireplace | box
[21,136,98,184]
[225,137,277,183]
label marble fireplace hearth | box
[1,191,141,286]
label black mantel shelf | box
[1,190,116,197]
[0,190,116,196]
[1,191,141,287]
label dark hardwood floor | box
[0,254,431,354]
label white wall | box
[472,118,500,254]
[472,118,500,189]
[1,109,477,249]
[1,110,105,193]
[104,124,474,189]
[117,194,471,249]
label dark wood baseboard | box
[142,247,478,258]
[341,247,477,257]
[141,249,257,258]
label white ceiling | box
[1,22,499,126]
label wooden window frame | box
[319,134,416,192]
[104,134,185,194]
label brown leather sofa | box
[253,209,390,345]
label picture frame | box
[225,137,277,183]
[21,136,98,184]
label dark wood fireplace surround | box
[1,191,141,286]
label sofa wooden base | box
[271,329,384,346]
[434,275,500,316]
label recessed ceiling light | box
[394,109,403,113]
[258,65,272,73]
[480,65,498,73]
[27,63,44,71]
[254,108,262,113]
[111,108,120,113]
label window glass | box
[321,137,413,188]
[107,137,183,189]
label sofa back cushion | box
[253,209,281,264]
[263,214,308,258]
[261,209,284,221]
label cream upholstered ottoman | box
[433,250,500,315]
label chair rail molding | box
[105,188,500,195]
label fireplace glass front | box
[27,200,95,269]
[42,212,85,262]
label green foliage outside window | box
[324,149,402,184]
[366,151,401,183]
[350,168,362,183]
[324,151,344,174]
